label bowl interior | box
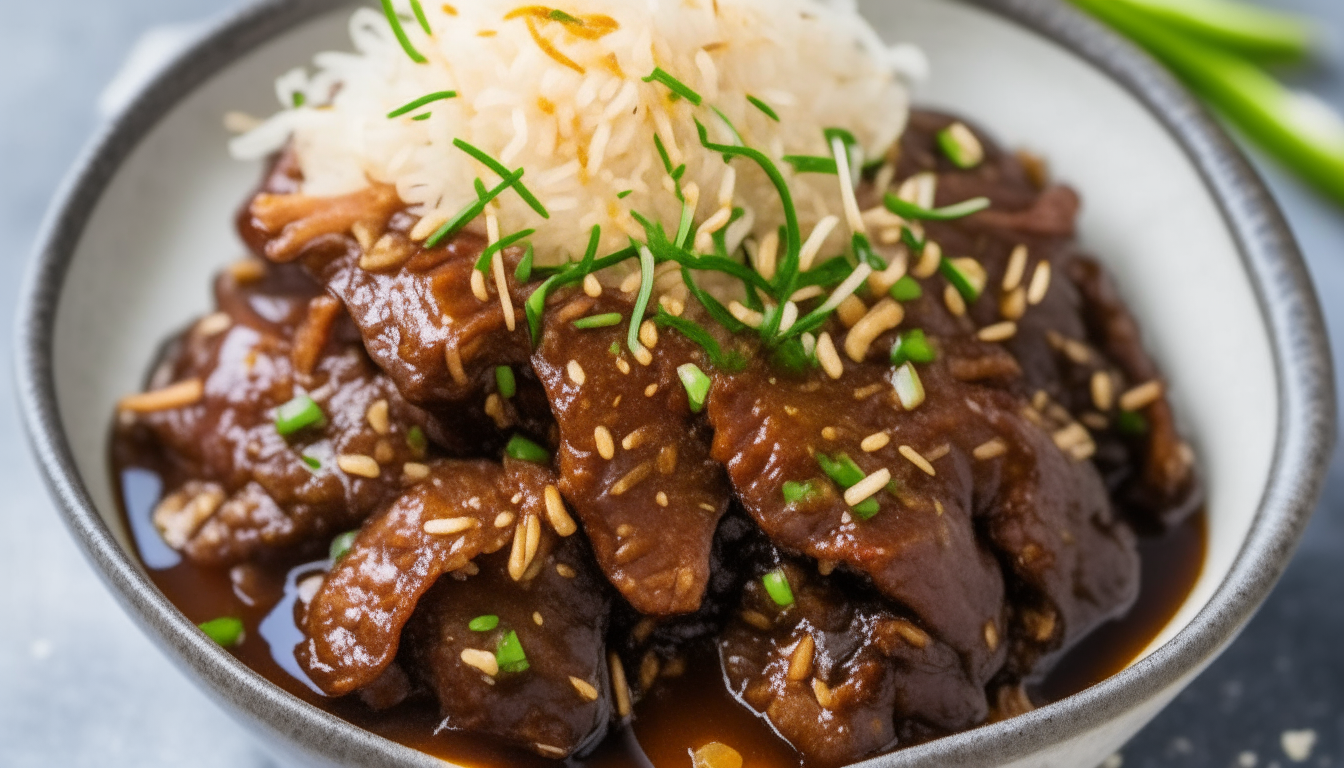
[51,0,1274,689]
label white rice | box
[232,0,922,265]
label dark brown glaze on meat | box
[112,263,434,566]
[532,293,731,616]
[403,533,614,759]
[299,458,555,695]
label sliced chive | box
[939,258,983,303]
[890,329,936,367]
[387,90,457,118]
[937,123,985,169]
[474,178,489,199]
[406,425,428,455]
[893,362,926,411]
[711,107,745,150]
[852,232,885,270]
[883,193,991,221]
[889,275,924,302]
[573,312,623,329]
[654,311,743,371]
[329,530,358,562]
[761,569,795,607]
[747,95,780,122]
[609,342,621,355]
[291,91,306,108]
[1116,410,1150,436]
[851,497,881,520]
[642,67,703,106]
[409,0,432,35]
[379,0,428,63]
[475,228,536,273]
[301,454,322,472]
[548,8,581,24]
[426,168,525,248]
[495,629,529,673]
[495,366,517,398]
[901,226,926,255]
[577,224,602,273]
[677,363,711,414]
[674,196,695,249]
[411,113,431,121]
[782,480,818,504]
[818,452,866,489]
[199,617,245,647]
[617,189,634,199]
[783,155,839,175]
[469,615,500,632]
[514,244,534,282]
[653,133,675,176]
[275,394,325,436]
[627,246,656,356]
[452,138,549,219]
[505,434,551,464]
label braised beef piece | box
[238,151,549,452]
[402,533,614,759]
[113,263,434,566]
[532,293,731,616]
[299,458,556,695]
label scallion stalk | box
[504,434,551,464]
[761,568,795,607]
[677,363,711,413]
[199,617,245,647]
[275,394,325,436]
[495,366,517,398]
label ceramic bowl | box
[16,0,1335,766]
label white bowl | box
[16,0,1334,766]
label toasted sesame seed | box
[899,446,936,476]
[461,648,498,677]
[973,439,1008,460]
[913,240,942,279]
[424,517,476,536]
[844,468,891,507]
[337,454,381,478]
[609,653,632,718]
[570,676,599,701]
[611,462,653,496]
[1003,245,1028,292]
[740,610,773,631]
[1052,423,1092,453]
[811,678,834,709]
[698,502,716,512]
[119,379,205,414]
[817,332,844,380]
[495,511,515,528]
[978,321,1018,343]
[403,462,431,480]
[861,432,891,452]
[658,445,678,475]
[984,621,999,651]
[556,563,576,578]
[644,383,658,397]
[656,491,669,507]
[622,427,649,450]
[593,426,616,459]
[524,511,541,564]
[508,518,529,581]
[535,745,566,759]
[616,523,635,538]
[583,273,603,298]
[532,611,544,627]
[787,634,816,681]
[366,400,391,435]
[194,312,232,337]
[633,345,653,366]
[821,427,839,441]
[1000,287,1027,321]
[784,405,799,416]
[1119,380,1164,412]
[845,299,904,362]
[836,295,868,328]
[543,485,577,536]
[611,357,630,375]
[567,360,586,386]
[943,285,967,317]
[892,620,930,649]
[1027,261,1052,305]
[1091,372,1115,411]
[639,320,658,349]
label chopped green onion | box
[426,168,525,248]
[514,244,534,282]
[411,113,431,121]
[890,329,937,367]
[469,615,500,632]
[654,311,743,371]
[937,123,985,169]
[901,226,926,255]
[548,8,582,24]
[475,228,536,273]
[275,394,325,436]
[852,232,885,270]
[761,568,795,607]
[301,455,322,472]
[379,0,427,63]
[387,90,457,118]
[653,133,675,176]
[628,246,656,356]
[940,257,984,303]
[505,434,551,464]
[677,363,711,413]
[609,342,621,356]
[291,91,306,108]
[617,189,634,199]
[893,362,926,411]
[199,617,245,647]
[452,139,549,219]
[642,67,703,106]
[889,275,924,302]
[495,629,530,673]
[818,453,866,489]
[782,480,819,504]
[573,312,623,329]
[495,366,517,398]
[407,425,428,455]
[1094,0,1314,62]
[1116,410,1150,436]
[883,193,991,221]
[329,530,358,562]
[783,155,839,175]
[852,497,881,520]
[409,0,432,34]
[747,95,780,122]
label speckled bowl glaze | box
[15,0,1335,766]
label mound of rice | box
[232,0,922,265]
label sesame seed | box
[984,621,999,651]
[524,512,541,568]
[594,426,615,459]
[658,445,678,475]
[644,383,658,397]
[620,271,642,293]
[1003,245,1028,292]
[403,462,431,480]
[1000,287,1027,321]
[484,393,508,428]
[508,518,529,581]
[811,678,834,709]
[861,432,890,452]
[787,634,816,681]
[659,295,685,316]
[698,502,716,512]
[892,620,930,648]
[925,444,951,462]
[973,439,1008,460]
[817,332,844,380]
[583,273,603,297]
[337,454,381,478]
[639,320,658,349]
[943,285,966,317]
[978,321,1018,343]
[1081,412,1110,430]
[656,492,669,507]
[913,240,942,279]
[1027,261,1052,305]
[570,676,600,701]
[424,516,476,536]
[790,285,825,302]
[556,563,577,578]
[1091,372,1115,411]
[853,383,886,400]
[899,446,936,476]
[741,610,773,631]
[366,400,391,435]
[461,648,498,677]
[536,745,566,759]
[495,511,515,528]
[609,653,632,718]
[1052,423,1092,452]
[817,559,837,576]
[566,360,587,386]
[616,523,634,537]
[119,379,205,414]
[821,427,839,441]
[844,468,891,507]
[1119,380,1164,412]
[194,312,232,337]
[533,611,544,626]
[611,462,653,496]
[613,358,630,375]
[542,485,577,536]
[622,427,649,451]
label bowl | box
[15,0,1335,766]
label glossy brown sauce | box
[115,463,1204,767]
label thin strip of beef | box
[114,263,433,566]
[299,458,557,695]
[402,531,613,759]
[532,293,731,615]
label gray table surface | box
[2,1,1341,766]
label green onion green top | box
[782,479,819,505]
[643,67,704,106]
[890,329,937,367]
[407,425,428,455]
[762,568,795,607]
[573,313,623,329]
[505,434,551,464]
[469,615,500,632]
[747,95,781,122]
[275,394,325,436]
[199,617,245,647]
[301,455,322,472]
[677,363,711,414]
[817,453,880,518]
[379,0,428,63]
[495,366,517,398]
[387,90,457,118]
[889,275,923,302]
[940,258,983,303]
[883,193,991,221]
[495,629,530,673]
[1116,410,1150,436]
[329,530,359,562]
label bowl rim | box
[13,0,1335,766]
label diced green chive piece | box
[387,90,458,118]
[1116,410,1150,436]
[940,257,984,303]
[617,189,634,199]
[851,498,881,520]
[475,228,537,273]
[411,113,431,121]
[677,363,711,414]
[275,394,325,436]
[452,138,549,219]
[291,91,306,108]
[783,155,839,175]
[573,313,624,329]
[883,193,991,221]
[329,530,358,562]
[199,617,245,647]
[469,615,500,632]
[407,425,428,455]
[891,329,936,367]
[515,244,534,282]
[379,0,428,63]
[425,168,525,248]
[495,366,517,398]
[609,342,621,356]
[747,95,780,122]
[889,275,924,302]
[762,568,795,607]
[548,8,581,24]
[628,246,656,356]
[495,629,529,673]
[937,122,985,169]
[301,455,322,472]
[817,453,866,489]
[782,480,818,505]
[409,0,432,35]
[505,434,551,464]
[642,67,703,106]
[893,362,926,411]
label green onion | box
[937,123,985,169]
[548,8,582,24]
[782,480,818,504]
[627,246,656,356]
[1116,410,1150,436]
[747,95,780,122]
[275,394,325,436]
[851,497,881,520]
[609,342,621,356]
[407,425,428,455]
[387,90,457,118]
[291,92,306,108]
[573,312,623,329]
[301,455,322,472]
[426,168,525,248]
[409,0,432,34]
[654,311,744,371]
[893,362,926,411]
[514,244,534,282]
[642,67,703,106]
[1097,0,1314,62]
[475,228,536,273]
[199,617,245,647]
[329,530,358,562]
[452,139,550,219]
[505,434,551,464]
[411,113,431,121]
[783,155,839,175]
[890,329,937,367]
[495,629,530,673]
[761,569,795,607]
[824,127,864,180]
[469,615,500,632]
[889,275,923,302]
[852,232,885,270]
[883,193,991,221]
[677,363,711,413]
[940,257,983,303]
[818,453,866,489]
[495,366,517,398]
[524,246,639,342]
[379,0,428,63]
[617,189,634,199]
[653,133,675,176]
